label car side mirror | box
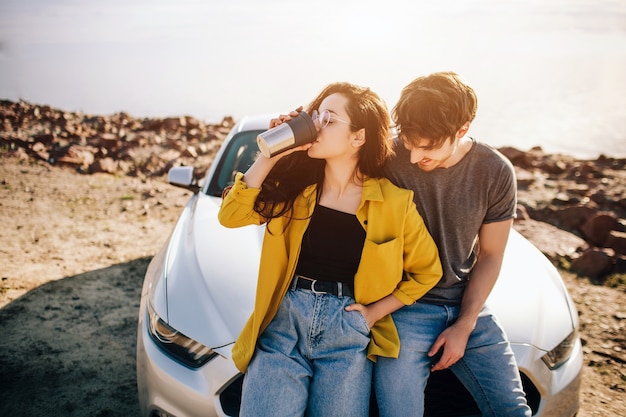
[168,166,200,193]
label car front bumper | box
[137,307,583,417]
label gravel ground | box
[0,156,624,416]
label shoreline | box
[2,97,624,161]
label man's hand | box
[428,322,473,371]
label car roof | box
[230,114,276,134]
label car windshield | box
[206,130,261,197]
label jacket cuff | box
[391,287,418,305]
[228,172,260,203]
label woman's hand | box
[243,106,310,188]
[345,294,405,329]
[269,106,303,129]
[345,303,376,329]
[264,105,311,159]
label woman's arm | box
[346,294,403,329]
[345,192,442,328]
[240,153,278,189]
[218,112,312,228]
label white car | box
[136,115,583,417]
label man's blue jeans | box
[239,286,372,417]
[374,301,532,417]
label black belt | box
[291,275,353,298]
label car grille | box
[219,370,540,416]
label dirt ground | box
[0,155,624,417]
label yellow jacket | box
[218,172,442,372]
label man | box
[375,71,532,416]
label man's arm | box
[428,218,513,371]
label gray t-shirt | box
[385,138,517,305]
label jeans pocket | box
[350,310,371,335]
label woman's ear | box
[352,128,366,147]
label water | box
[1,0,625,158]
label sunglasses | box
[311,109,354,129]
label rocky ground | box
[0,100,624,416]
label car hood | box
[487,229,578,352]
[158,195,576,353]
[159,193,262,351]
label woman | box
[218,82,442,417]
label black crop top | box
[294,205,366,289]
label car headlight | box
[147,301,218,368]
[541,329,578,370]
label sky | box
[1,0,625,157]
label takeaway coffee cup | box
[257,111,318,158]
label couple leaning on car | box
[218,71,532,417]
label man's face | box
[401,136,459,171]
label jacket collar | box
[361,176,384,202]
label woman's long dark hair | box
[254,82,393,228]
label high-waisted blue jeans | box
[374,301,531,417]
[239,286,372,417]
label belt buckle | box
[310,280,326,294]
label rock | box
[606,230,626,256]
[162,116,186,131]
[581,213,619,246]
[514,167,536,190]
[570,248,615,280]
[514,219,587,261]
[89,157,118,174]
[49,144,96,168]
[566,184,590,196]
[98,133,120,151]
[515,205,530,221]
[536,158,568,175]
[554,205,596,232]
[502,145,625,280]
[32,133,55,145]
[614,255,626,274]
[0,99,232,179]
[182,146,198,158]
[499,146,534,169]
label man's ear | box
[456,122,470,138]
